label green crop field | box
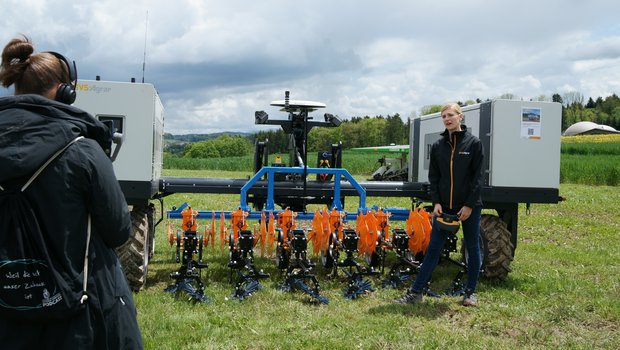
[163,151,383,176]
[560,134,620,186]
[165,134,620,185]
[133,167,619,349]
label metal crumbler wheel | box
[365,233,384,268]
[275,230,290,269]
[321,232,338,268]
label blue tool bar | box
[167,203,413,221]
[239,166,367,212]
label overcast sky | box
[2,0,620,135]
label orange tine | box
[356,210,367,254]
[376,208,391,241]
[319,209,327,255]
[268,212,276,257]
[260,211,267,257]
[220,210,226,253]
[207,225,210,252]
[320,208,329,251]
[310,210,321,256]
[210,211,216,255]
[365,210,379,256]
[419,208,432,253]
[231,208,241,242]
[410,210,424,254]
[329,208,343,241]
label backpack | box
[0,136,91,320]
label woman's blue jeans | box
[410,206,482,294]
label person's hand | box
[458,206,472,221]
[432,203,443,217]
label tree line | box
[554,93,620,131]
[254,113,409,154]
[172,92,620,158]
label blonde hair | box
[441,102,462,115]
[0,35,69,95]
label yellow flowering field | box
[561,133,620,143]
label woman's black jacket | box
[428,125,484,210]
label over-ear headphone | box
[45,51,77,104]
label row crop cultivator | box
[164,200,482,303]
[165,201,440,303]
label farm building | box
[563,121,620,136]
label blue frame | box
[167,167,413,221]
[240,166,366,212]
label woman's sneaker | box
[394,291,423,305]
[462,292,478,307]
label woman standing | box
[396,102,484,307]
[0,35,143,349]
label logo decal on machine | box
[76,83,112,93]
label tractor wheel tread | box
[116,205,154,292]
[464,214,514,282]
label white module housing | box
[409,100,562,189]
[73,80,164,204]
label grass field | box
[134,169,620,349]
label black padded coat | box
[0,94,143,349]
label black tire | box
[116,204,153,292]
[462,214,513,281]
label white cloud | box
[559,84,577,93]
[2,0,620,134]
[520,75,542,90]
[572,58,620,73]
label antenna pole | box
[142,11,149,83]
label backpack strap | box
[81,214,91,304]
[4,136,91,304]
[21,136,85,192]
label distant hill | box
[164,132,253,143]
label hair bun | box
[8,40,34,61]
[1,35,35,88]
